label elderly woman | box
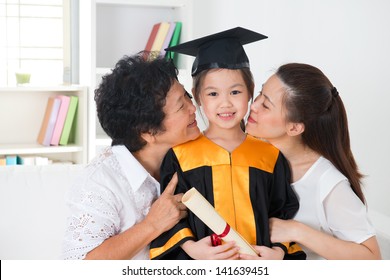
[62,52,200,259]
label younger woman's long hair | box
[276,63,365,203]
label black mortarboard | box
[165,27,267,76]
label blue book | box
[6,155,17,165]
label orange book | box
[37,96,55,145]
[38,97,61,146]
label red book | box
[144,23,161,59]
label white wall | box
[191,0,390,228]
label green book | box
[165,21,182,63]
[59,96,78,145]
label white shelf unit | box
[80,0,193,161]
[0,86,88,165]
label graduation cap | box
[165,27,267,76]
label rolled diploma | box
[182,187,258,256]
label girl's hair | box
[276,63,365,203]
[192,68,255,130]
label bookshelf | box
[0,86,88,165]
[79,0,194,161]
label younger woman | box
[243,63,381,259]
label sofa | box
[0,165,84,259]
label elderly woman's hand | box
[145,173,187,234]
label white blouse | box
[291,157,376,260]
[61,145,159,260]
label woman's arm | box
[267,152,306,259]
[269,218,381,260]
[85,173,186,259]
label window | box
[0,0,71,86]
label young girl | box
[150,27,305,260]
[243,63,381,260]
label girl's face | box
[197,69,250,130]
[246,74,288,140]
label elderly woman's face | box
[246,74,288,141]
[157,80,200,147]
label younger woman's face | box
[246,74,288,140]
[197,69,250,130]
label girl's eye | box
[208,92,217,97]
[231,90,241,95]
[262,103,269,109]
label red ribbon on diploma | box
[210,224,231,246]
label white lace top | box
[61,145,159,260]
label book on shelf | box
[37,96,62,146]
[5,155,18,165]
[18,156,36,165]
[165,22,182,61]
[50,95,71,146]
[1,155,53,166]
[144,22,161,58]
[59,96,78,145]
[37,96,54,145]
[160,22,176,57]
[150,22,171,55]
[35,156,50,165]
